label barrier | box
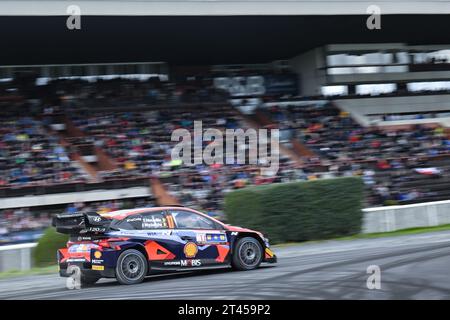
[0,243,37,272]
[362,199,450,233]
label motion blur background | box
[0,10,450,276]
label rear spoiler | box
[52,212,112,235]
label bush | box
[34,227,69,267]
[225,177,364,244]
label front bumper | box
[264,247,277,263]
[264,254,277,263]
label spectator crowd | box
[1,77,449,242]
[0,116,86,187]
[261,103,450,206]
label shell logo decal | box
[94,251,102,259]
[184,242,198,258]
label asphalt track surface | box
[2,231,450,299]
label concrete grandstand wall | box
[335,94,450,127]
[0,187,151,209]
[362,200,450,233]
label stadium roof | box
[1,15,450,66]
[1,1,449,16]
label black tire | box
[80,273,100,287]
[115,249,148,285]
[231,237,263,271]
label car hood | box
[225,225,264,238]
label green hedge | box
[34,227,69,267]
[224,177,364,244]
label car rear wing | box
[52,212,112,235]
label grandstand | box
[1,40,450,245]
[256,102,450,206]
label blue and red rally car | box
[53,206,276,285]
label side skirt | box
[149,264,231,273]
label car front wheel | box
[115,249,148,285]
[231,237,263,271]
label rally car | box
[52,206,276,286]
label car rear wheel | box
[231,237,263,271]
[115,249,148,285]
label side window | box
[171,210,216,230]
[113,211,168,230]
[141,211,168,229]
[114,214,144,230]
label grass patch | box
[338,223,450,240]
[0,265,58,280]
[273,224,450,248]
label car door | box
[139,210,192,269]
[113,211,179,269]
[168,209,231,268]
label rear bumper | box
[57,247,117,278]
[59,261,116,278]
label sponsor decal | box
[209,234,226,242]
[196,232,227,244]
[77,236,93,241]
[67,258,86,262]
[126,217,142,222]
[163,260,202,267]
[147,230,172,236]
[142,215,168,229]
[91,259,104,264]
[196,233,206,243]
[184,242,198,258]
[164,261,181,266]
[181,259,201,267]
[69,244,85,253]
[92,265,105,271]
[206,233,227,243]
[69,243,98,253]
[166,215,175,228]
[94,251,102,259]
[84,227,106,233]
